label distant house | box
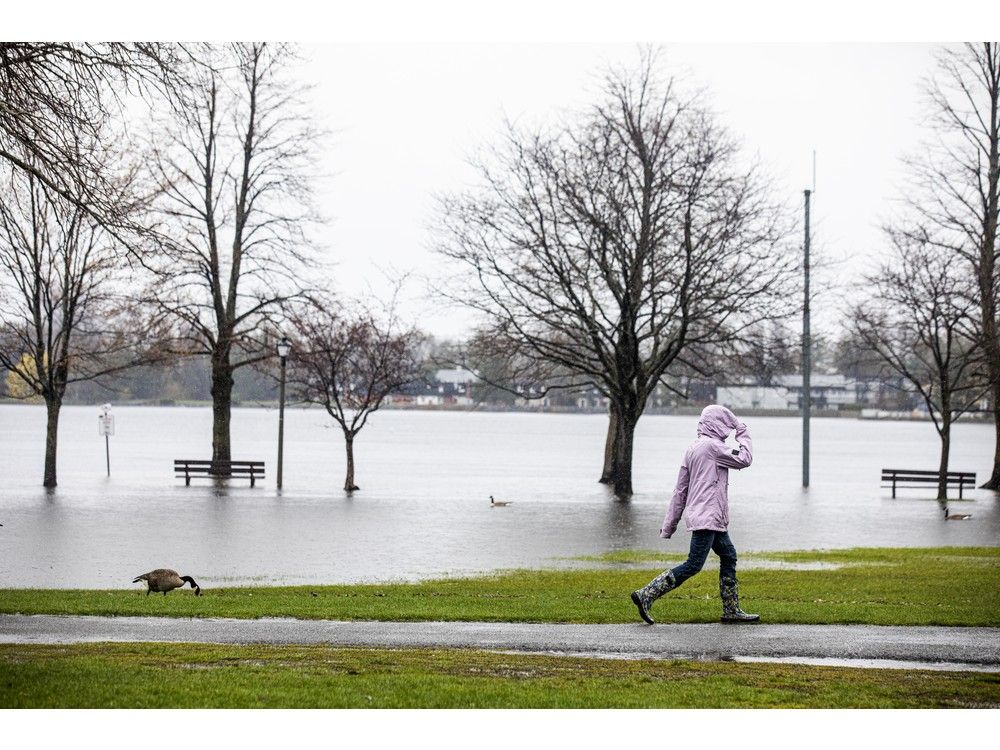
[435,368,477,387]
[717,385,791,411]
[514,384,548,408]
[434,368,475,405]
[774,374,859,410]
[576,388,610,411]
[387,379,473,407]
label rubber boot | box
[631,570,677,625]
[720,575,760,623]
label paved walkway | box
[2,615,999,671]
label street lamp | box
[276,336,291,490]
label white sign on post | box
[98,406,115,437]
[98,414,115,436]
[98,404,114,477]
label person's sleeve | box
[715,423,753,469]
[660,464,689,539]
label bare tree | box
[285,296,424,492]
[730,320,799,387]
[851,231,988,500]
[146,43,318,464]
[0,164,164,487]
[897,43,1000,488]
[0,43,190,233]
[436,54,796,497]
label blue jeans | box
[671,530,738,586]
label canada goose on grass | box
[133,569,202,596]
[490,495,512,507]
[943,506,972,521]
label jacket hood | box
[697,404,739,441]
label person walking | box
[631,404,760,624]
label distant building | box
[774,374,858,410]
[717,385,791,410]
[435,368,477,386]
[386,379,473,407]
[715,375,867,411]
[576,388,610,411]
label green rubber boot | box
[631,570,677,625]
[720,575,760,623]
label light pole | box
[802,188,812,488]
[276,336,291,490]
[799,154,818,488]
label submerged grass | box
[2,642,998,708]
[1,547,998,626]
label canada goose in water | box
[133,569,202,596]
[943,506,972,521]
[490,495,512,507]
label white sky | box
[300,42,938,339]
[8,2,977,342]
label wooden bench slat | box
[881,468,977,499]
[881,468,974,476]
[880,475,975,482]
[174,471,265,475]
[175,459,266,487]
[174,461,264,467]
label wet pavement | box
[2,615,998,672]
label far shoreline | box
[0,399,987,423]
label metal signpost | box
[98,403,114,477]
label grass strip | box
[1,547,997,626]
[2,642,998,708]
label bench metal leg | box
[892,478,896,498]
[251,475,255,488]
[186,473,191,487]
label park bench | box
[174,459,266,487]
[881,468,976,499]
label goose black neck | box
[181,576,201,595]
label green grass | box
[2,547,998,626]
[2,642,998,708]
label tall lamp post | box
[802,188,811,488]
[802,153,816,489]
[276,336,291,490]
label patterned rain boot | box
[720,575,760,623]
[631,570,678,625]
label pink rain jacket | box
[660,405,753,538]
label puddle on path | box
[495,649,1000,674]
[730,654,1000,673]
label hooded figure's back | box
[660,405,753,538]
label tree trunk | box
[977,61,999,488]
[610,411,637,499]
[598,404,620,484]
[344,434,359,492]
[211,355,234,465]
[42,397,61,488]
[937,415,952,501]
[981,373,1000,490]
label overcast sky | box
[299,42,938,339]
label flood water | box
[0,404,997,588]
